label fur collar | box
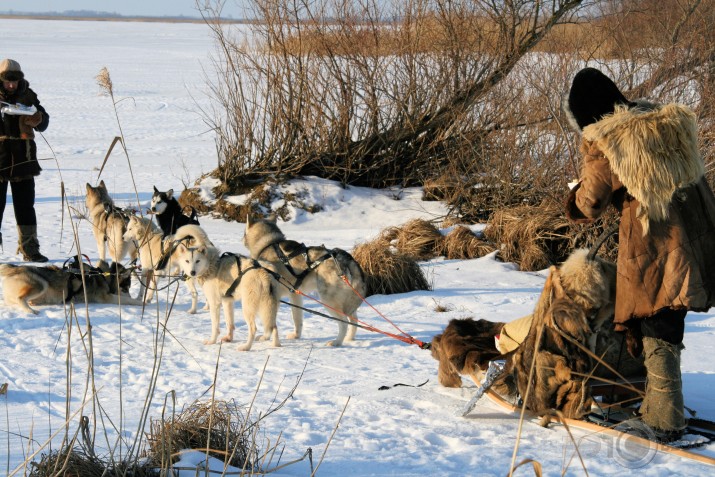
[582,103,702,231]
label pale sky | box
[0,0,250,18]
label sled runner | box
[465,365,715,466]
[0,102,38,116]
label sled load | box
[431,248,646,419]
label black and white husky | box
[150,186,200,236]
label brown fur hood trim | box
[582,103,702,229]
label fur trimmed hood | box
[582,103,703,229]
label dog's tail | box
[173,224,212,248]
[0,263,18,277]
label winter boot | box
[17,225,48,263]
[640,336,686,440]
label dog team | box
[0,181,367,352]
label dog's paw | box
[287,332,300,340]
[187,307,197,315]
[236,343,252,351]
[220,335,233,343]
[203,338,217,345]
[326,340,343,347]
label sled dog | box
[174,242,282,351]
[243,217,366,346]
[85,181,137,267]
[0,260,143,314]
[123,216,205,312]
[150,186,200,236]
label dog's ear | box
[166,189,174,199]
[197,246,206,255]
[86,183,92,193]
[153,186,159,194]
[99,179,106,190]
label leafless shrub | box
[441,226,496,260]
[352,241,431,295]
[198,0,586,202]
[195,0,714,224]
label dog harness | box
[257,241,335,290]
[221,252,269,297]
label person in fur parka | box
[0,58,50,262]
[564,67,715,438]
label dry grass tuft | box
[29,447,107,477]
[352,241,431,295]
[393,219,443,261]
[441,226,496,260]
[146,399,258,470]
[28,447,156,477]
[482,201,572,271]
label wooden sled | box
[467,372,715,467]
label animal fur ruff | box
[582,103,702,230]
[430,318,505,388]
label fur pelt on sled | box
[431,249,645,419]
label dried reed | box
[146,399,257,470]
[441,226,496,260]
[393,219,443,261]
[483,202,571,271]
[352,241,431,295]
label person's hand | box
[23,111,43,128]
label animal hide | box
[431,318,504,388]
[432,250,645,420]
[582,103,702,230]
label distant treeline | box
[0,10,247,22]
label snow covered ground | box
[1,18,715,476]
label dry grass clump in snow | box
[441,226,496,260]
[483,202,572,271]
[392,219,443,261]
[352,241,431,295]
[146,399,258,471]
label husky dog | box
[244,217,367,346]
[150,186,200,236]
[85,181,137,267]
[173,242,282,351]
[0,260,143,314]
[122,216,204,313]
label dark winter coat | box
[0,79,49,181]
[566,103,715,330]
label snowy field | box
[1,18,715,476]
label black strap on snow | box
[222,252,262,297]
[378,379,429,391]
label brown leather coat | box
[567,139,715,328]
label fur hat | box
[0,58,24,82]
[564,67,635,131]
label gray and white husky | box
[123,216,208,313]
[85,180,137,267]
[243,217,366,346]
[174,241,282,351]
